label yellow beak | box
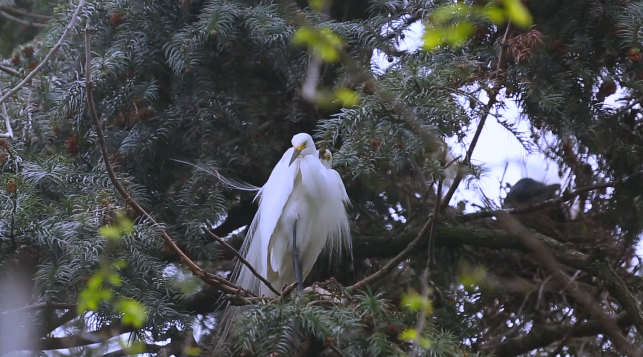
[289,147,303,166]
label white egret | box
[232,134,351,297]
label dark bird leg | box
[292,220,304,292]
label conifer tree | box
[1,0,643,356]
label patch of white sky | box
[32,16,633,357]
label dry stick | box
[497,211,643,357]
[0,0,84,107]
[1,5,53,20]
[0,64,20,77]
[348,216,435,292]
[2,302,76,315]
[0,86,14,138]
[0,9,46,27]
[201,226,281,296]
[460,169,643,222]
[440,21,512,212]
[83,26,247,297]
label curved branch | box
[0,0,84,106]
[481,313,632,356]
[83,25,249,297]
[0,9,46,28]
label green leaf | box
[422,28,445,51]
[503,0,532,28]
[108,273,122,286]
[116,299,147,328]
[100,225,121,240]
[292,27,318,47]
[334,88,359,107]
[399,328,417,341]
[482,5,506,24]
[185,347,201,356]
[445,22,474,47]
[309,0,328,11]
[128,341,147,354]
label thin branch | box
[2,302,76,315]
[102,344,161,357]
[0,64,20,77]
[83,24,249,297]
[496,211,642,357]
[202,225,281,296]
[440,22,511,212]
[0,9,46,27]
[347,216,435,292]
[0,86,14,138]
[1,5,53,20]
[0,0,85,107]
[459,169,643,222]
[0,323,136,353]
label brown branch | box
[0,9,46,27]
[0,0,84,106]
[480,313,633,356]
[0,322,136,353]
[0,64,20,77]
[0,86,14,138]
[102,344,161,357]
[2,302,76,315]
[83,24,248,297]
[43,308,79,335]
[202,225,281,296]
[1,5,53,20]
[347,216,435,292]
[459,169,643,222]
[440,24,511,212]
[496,211,642,357]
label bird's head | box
[289,133,316,166]
[318,149,332,169]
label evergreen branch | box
[0,5,53,20]
[0,0,85,107]
[0,9,46,28]
[202,225,281,296]
[459,169,643,222]
[0,64,20,77]
[43,308,79,335]
[83,25,250,298]
[0,83,14,139]
[481,313,632,356]
[496,211,643,357]
[439,22,511,212]
[347,216,435,292]
[1,302,76,315]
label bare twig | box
[0,64,20,77]
[0,0,85,107]
[1,5,53,20]
[440,22,511,212]
[348,216,435,292]
[496,211,642,357]
[0,9,46,27]
[202,225,281,296]
[84,24,248,297]
[2,302,76,315]
[0,86,14,138]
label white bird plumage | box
[232,134,351,297]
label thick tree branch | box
[481,313,633,356]
[0,323,136,353]
[84,25,249,297]
[497,212,642,357]
[0,0,84,106]
[460,169,643,222]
